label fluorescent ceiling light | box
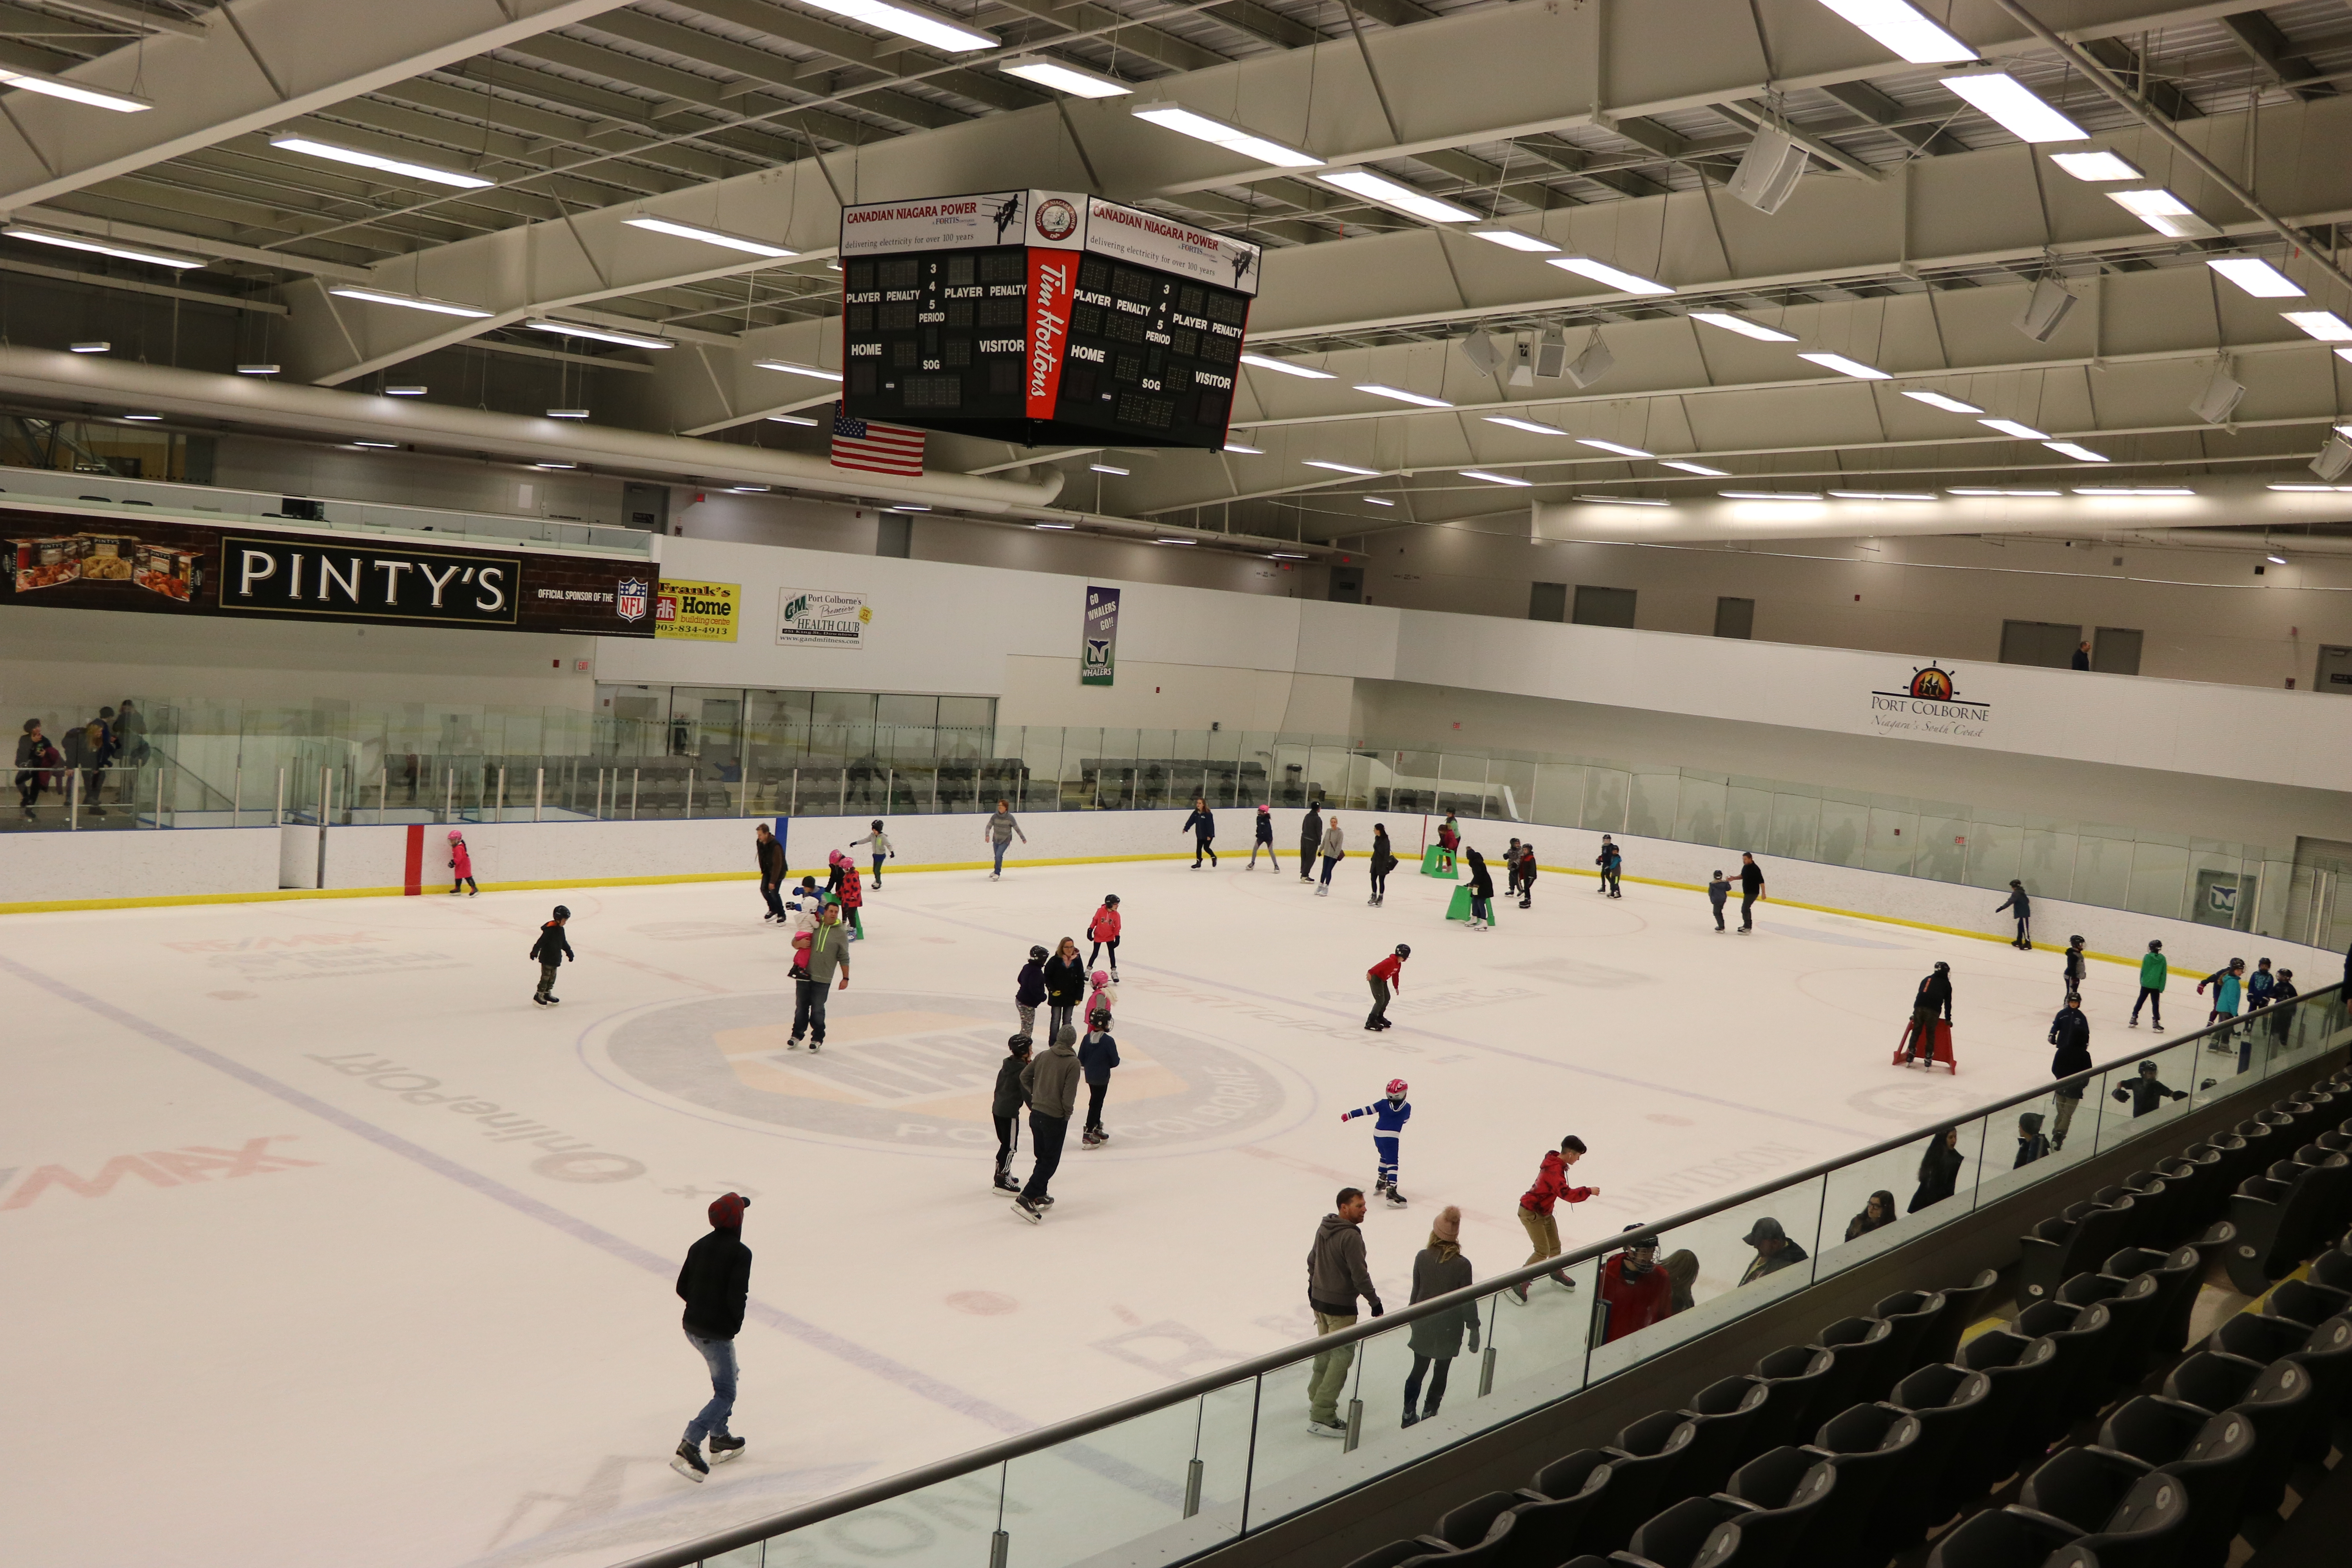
[68,341,107,353]
[1548,257,1674,295]
[2074,485,2192,496]
[1799,351,1889,379]
[1486,416,1566,435]
[1828,490,1938,500]
[1470,228,1559,253]
[352,440,399,449]
[122,413,160,421]
[236,363,279,375]
[887,504,930,511]
[2338,348,2352,365]
[1978,417,2047,439]
[1938,72,2087,142]
[1661,459,1728,476]
[2269,484,2352,492]
[754,359,844,379]
[384,385,427,396]
[1270,551,1308,559]
[2206,258,2303,298]
[2107,189,2216,236]
[270,136,493,189]
[4,225,201,269]
[1576,495,1670,506]
[1034,521,1075,529]
[998,56,1131,98]
[2044,441,2109,462]
[2049,150,2143,181]
[766,414,819,426]
[524,319,672,350]
[729,485,770,493]
[1239,352,1334,379]
[1720,490,1824,500]
[1579,438,1652,457]
[1903,390,1983,414]
[1156,537,1197,544]
[1223,441,1263,453]
[0,68,150,113]
[1948,486,2062,495]
[1089,463,1129,475]
[622,217,795,258]
[1305,460,1378,475]
[2143,212,2220,239]
[1130,102,1322,169]
[330,286,492,319]
[546,408,591,419]
[1318,168,1479,223]
[2268,552,2288,564]
[1355,383,1452,407]
[799,0,996,52]
[1689,310,1796,342]
[1364,497,1396,506]
[1461,469,1532,486]
[2283,311,2352,342]
[1815,0,1977,64]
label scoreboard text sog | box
[838,190,1261,450]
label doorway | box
[1999,619,2084,668]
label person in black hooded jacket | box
[671,1192,753,1481]
[1908,1127,1964,1212]
[991,1035,1031,1192]
[1465,848,1495,931]
[2047,993,2090,1149]
[1298,804,1323,885]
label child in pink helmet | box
[448,829,477,896]
[1087,968,1117,1022]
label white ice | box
[0,848,2233,1568]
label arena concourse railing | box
[612,985,2351,1568]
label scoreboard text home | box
[838,190,1260,449]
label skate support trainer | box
[1445,886,1501,924]
[1893,1018,1958,1074]
[1421,846,1459,878]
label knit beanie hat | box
[708,1192,749,1229]
[1431,1205,1462,1245]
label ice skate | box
[1314,884,1328,897]
[1306,1420,1347,1439]
[1081,1128,1103,1149]
[544,994,561,1004]
[708,1435,745,1463]
[670,1441,709,1482]
[1385,1186,1408,1208]
[1013,1198,1043,1223]
[1401,1406,1419,1428]
[993,1169,1020,1192]
[786,1036,803,1050]
[808,1038,821,1052]
[532,995,548,1006]
[1036,1194,1055,1206]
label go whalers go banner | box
[1081,584,1120,686]
[655,579,739,642]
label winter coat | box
[1319,822,1346,860]
[1370,831,1396,875]
[2015,1131,2051,1167]
[1518,853,1537,884]
[1015,958,1047,1007]
[528,922,573,965]
[755,835,784,880]
[1595,841,1619,869]
[1437,820,1460,850]
[1520,1150,1595,1216]
[2063,945,2087,983]
[1996,889,2031,919]
[1600,1254,1673,1343]
[449,840,474,878]
[1078,1029,1120,1083]
[1088,905,1122,943]
[991,1052,1031,1119]
[838,864,864,908]
[1914,971,1954,1019]
[1299,808,1323,857]
[1406,1243,1476,1357]
[1254,812,1274,843]
[2249,970,2276,1008]
[1908,1139,1964,1212]
[677,1227,752,1339]
[2200,972,2243,1012]
[2048,1007,2091,1080]
[1307,1212,1381,1316]
[1343,1096,1412,1134]
[1042,954,1085,1005]
[1181,807,1216,840]
[1708,877,1730,908]
[2140,951,2168,990]
[1466,850,1494,898]
[2114,1073,2186,1116]
[1020,1034,1082,1120]
[1739,1239,1808,1285]
[802,920,850,983]
[1086,979,1116,1021]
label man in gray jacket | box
[1013,1027,1081,1221]
[1305,1188,1384,1436]
[789,902,850,1051]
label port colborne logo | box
[593,990,1290,1153]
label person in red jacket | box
[1365,943,1409,1031]
[838,858,866,942]
[1087,894,1122,977]
[446,829,477,896]
[1597,1226,1671,1343]
[1512,1135,1597,1303]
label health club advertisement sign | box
[5,506,655,637]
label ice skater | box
[1515,841,1537,909]
[788,902,850,1051]
[1512,1135,1595,1303]
[669,1192,751,1482]
[1434,813,1460,874]
[837,854,867,942]
[1368,822,1396,906]
[1464,847,1494,931]
[2048,992,2090,1150]
[755,823,786,922]
[2198,958,2245,1053]
[2061,934,2087,999]
[992,1036,1031,1192]
[984,799,1026,880]
[448,829,478,895]
[529,905,573,1005]
[1015,944,1047,1037]
[1181,796,1218,867]
[1078,1006,1120,1148]
[1596,836,1622,897]
[1994,880,2032,948]
[1905,962,1954,1062]
[1707,869,1730,931]
[1316,813,1346,897]
[1043,936,1085,1041]
[1086,967,1118,1025]
[1737,852,1766,933]
[1341,1078,1412,1206]
[1366,942,1409,1031]
[1298,802,1324,884]
[2131,940,2167,1028]
[1087,894,1122,975]
[1401,1206,1476,1427]
[1249,804,1279,870]
[1013,1026,1080,1221]
[849,819,893,886]
[1504,838,1527,902]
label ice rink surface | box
[1,848,2174,1568]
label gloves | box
[1368,1299,1385,1318]
[1467,1329,1481,1354]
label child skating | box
[991,1035,1031,1192]
[1086,968,1118,1024]
[1181,796,1218,867]
[838,856,866,942]
[448,829,478,895]
[1087,894,1122,976]
[1078,1007,1120,1148]
[530,905,573,1005]
[1366,943,1408,1031]
[849,820,894,887]
[1248,804,1278,870]
[1341,1079,1412,1207]
[1015,944,1047,1037]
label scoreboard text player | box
[838,189,1262,450]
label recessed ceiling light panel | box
[1938,71,2088,142]
[1549,257,1675,295]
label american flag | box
[831,404,926,476]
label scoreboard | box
[838,189,1261,450]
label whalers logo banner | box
[1082,583,1120,687]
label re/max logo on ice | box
[0,1136,316,1210]
[222,535,521,625]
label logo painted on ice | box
[587,990,1293,1154]
[615,578,650,622]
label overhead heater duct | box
[1728,124,1808,215]
[1563,330,1615,388]
[2189,362,2246,425]
[2014,276,2078,343]
[0,347,1064,512]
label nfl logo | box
[615,578,649,622]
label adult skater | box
[1906,962,1954,1063]
[1994,880,2032,949]
[849,820,893,887]
[2130,940,2167,1029]
[1738,1217,1807,1284]
[1341,1078,1412,1207]
[1305,1188,1383,1437]
[1366,943,1409,1031]
[2048,993,2091,1151]
[1014,944,1047,1037]
[1042,936,1086,1041]
[1511,1135,1595,1303]
[1086,894,1122,976]
[1464,847,1494,931]
[1737,852,1766,933]
[1598,1227,1671,1343]
[2061,935,2088,999]
[2112,1059,2189,1116]
[669,1192,752,1481]
[1596,835,1622,898]
[1315,814,1346,897]
[1515,841,1537,909]
[529,905,574,1005]
[1181,796,1218,868]
[1907,1127,1964,1212]
[1707,870,1731,932]
[1368,822,1397,907]
[991,1035,1030,1192]
[1298,802,1324,884]
[984,799,1026,880]
[448,829,478,896]
[1248,804,1278,870]
[754,823,787,922]
[1078,1007,1120,1148]
[1013,1026,1081,1221]
[1401,1206,1477,1428]
[789,902,850,1051]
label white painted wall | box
[0,825,281,905]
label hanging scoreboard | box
[837,189,1261,450]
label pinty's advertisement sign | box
[1869,663,1993,741]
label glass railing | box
[615,987,2351,1568]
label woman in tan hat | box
[1402,1206,1479,1428]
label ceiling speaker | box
[1563,330,1615,389]
[1457,332,1501,376]
[2014,276,2077,343]
[1728,125,1807,215]
[1508,333,1537,387]
[2189,363,2245,425]
[2313,436,2352,482]
[1534,326,1568,379]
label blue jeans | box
[683,1329,737,1445]
[992,839,1010,874]
[1319,854,1340,886]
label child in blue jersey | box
[1342,1079,1414,1208]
